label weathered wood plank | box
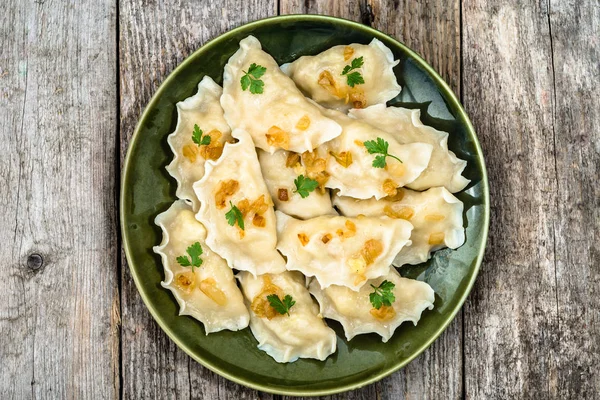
[280,1,463,399]
[119,0,277,398]
[0,0,119,399]
[462,0,563,398]
[549,1,600,397]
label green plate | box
[121,15,489,397]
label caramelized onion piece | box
[318,70,342,98]
[215,180,239,209]
[251,277,285,320]
[266,126,289,149]
[199,278,227,306]
[329,150,353,168]
[174,272,196,294]
[383,205,414,220]
[370,305,396,321]
[252,214,266,228]
[297,232,310,246]
[343,46,355,61]
[182,144,198,163]
[382,179,398,197]
[278,188,289,201]
[295,115,311,131]
[285,152,301,168]
[424,214,446,222]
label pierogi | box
[166,76,233,211]
[154,200,249,333]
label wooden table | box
[2,0,598,398]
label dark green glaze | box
[121,15,489,396]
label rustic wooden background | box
[1,0,598,398]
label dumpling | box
[349,105,469,192]
[316,109,433,200]
[281,39,401,111]
[276,211,413,290]
[193,129,286,276]
[237,271,337,363]
[220,36,342,153]
[309,268,435,342]
[257,149,336,219]
[166,76,233,211]
[153,200,249,333]
[333,187,465,266]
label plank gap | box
[115,0,124,398]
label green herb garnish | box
[341,56,365,87]
[176,242,204,271]
[240,63,266,94]
[363,137,403,168]
[225,201,245,230]
[293,174,319,198]
[192,124,211,146]
[267,294,296,316]
[369,280,396,309]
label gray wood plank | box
[0,0,119,399]
[549,0,600,397]
[461,0,599,398]
[280,1,463,399]
[118,0,277,398]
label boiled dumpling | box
[276,211,413,290]
[153,200,249,333]
[220,36,342,153]
[309,268,434,342]
[238,271,337,363]
[193,129,286,276]
[281,39,401,112]
[315,109,433,200]
[258,149,336,219]
[333,187,465,266]
[166,76,233,211]
[349,105,469,193]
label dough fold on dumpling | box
[153,200,250,333]
[309,268,434,342]
[276,211,413,291]
[281,39,401,112]
[238,271,337,363]
[220,35,342,153]
[333,187,465,266]
[166,76,232,211]
[193,129,286,276]
[258,149,336,219]
[314,109,433,200]
[349,105,469,193]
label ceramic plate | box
[121,15,489,396]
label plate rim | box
[120,13,490,397]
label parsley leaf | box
[192,124,211,146]
[176,242,204,271]
[241,63,266,94]
[363,137,403,168]
[345,71,365,87]
[369,280,396,309]
[293,174,319,198]
[341,56,365,87]
[267,294,296,316]
[351,56,364,69]
[225,201,245,230]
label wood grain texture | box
[118,0,276,398]
[463,0,600,398]
[279,1,463,399]
[0,0,119,399]
[549,0,600,397]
